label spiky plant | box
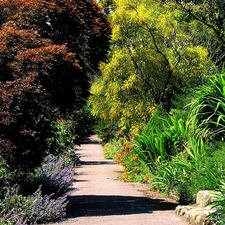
[189,72,225,140]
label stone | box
[196,190,220,208]
[175,190,220,225]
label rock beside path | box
[46,135,189,225]
[176,190,220,225]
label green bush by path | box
[188,72,225,140]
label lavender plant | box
[35,155,74,197]
[0,186,68,224]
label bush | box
[189,73,225,140]
[49,119,77,157]
[14,154,74,198]
[134,107,189,164]
[33,155,74,197]
[151,139,225,203]
[0,0,111,173]
[0,156,11,199]
[73,105,98,142]
[103,139,122,159]
[0,186,68,224]
[114,138,152,183]
[39,155,73,196]
[95,119,119,144]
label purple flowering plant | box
[0,154,75,224]
[35,154,74,197]
[0,185,68,224]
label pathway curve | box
[49,135,188,225]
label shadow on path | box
[66,195,179,218]
[79,138,100,145]
[78,160,115,166]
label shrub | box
[0,0,111,173]
[134,107,189,164]
[49,119,77,157]
[103,139,122,159]
[73,105,98,142]
[152,139,225,203]
[189,73,225,140]
[15,154,74,197]
[95,119,119,144]
[0,186,68,224]
[34,155,74,197]
[0,156,11,199]
[114,138,152,183]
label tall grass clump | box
[189,73,225,140]
[134,107,189,165]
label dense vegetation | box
[91,0,225,223]
[1,0,225,224]
[0,0,110,224]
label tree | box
[0,0,111,171]
[99,0,115,15]
[168,0,225,67]
[89,0,213,135]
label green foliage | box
[208,183,225,225]
[103,139,122,159]
[99,0,115,16]
[189,72,225,140]
[123,83,225,203]
[134,106,190,164]
[152,140,225,203]
[89,0,213,136]
[116,138,153,183]
[73,105,98,142]
[49,105,97,157]
[171,0,225,67]
[153,163,183,197]
[95,119,119,144]
[49,120,76,157]
[135,132,174,162]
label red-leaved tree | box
[0,0,111,171]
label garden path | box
[47,135,188,225]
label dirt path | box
[48,135,188,225]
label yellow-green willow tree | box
[89,0,213,135]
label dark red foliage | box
[0,0,111,171]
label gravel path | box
[48,135,188,225]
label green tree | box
[169,0,225,66]
[89,0,213,135]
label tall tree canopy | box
[89,0,213,135]
[168,0,225,66]
[0,0,111,170]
